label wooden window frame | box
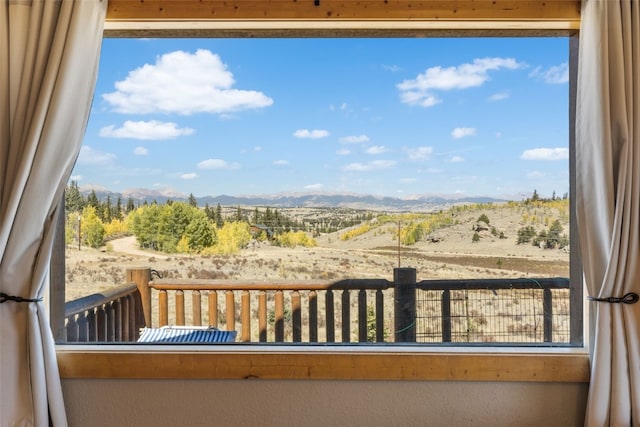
[57,0,588,382]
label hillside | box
[64,200,570,302]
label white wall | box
[62,379,587,427]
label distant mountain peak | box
[78,187,506,212]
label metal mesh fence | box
[416,288,570,343]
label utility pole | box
[397,219,401,268]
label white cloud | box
[365,145,388,155]
[100,120,194,140]
[134,146,149,156]
[527,171,546,178]
[77,146,117,165]
[398,57,525,107]
[103,49,273,115]
[521,148,569,160]
[336,148,351,155]
[304,183,324,190]
[383,64,402,72]
[529,62,569,84]
[293,129,330,139]
[343,160,396,172]
[180,173,198,180]
[70,175,83,181]
[451,127,477,139]
[488,92,510,101]
[339,135,370,144]
[330,102,350,112]
[405,146,433,161]
[399,93,441,108]
[450,156,465,163]
[197,158,241,170]
[273,160,289,166]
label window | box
[53,34,582,349]
[53,1,589,385]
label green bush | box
[477,213,491,224]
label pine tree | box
[546,219,564,248]
[87,189,99,209]
[103,195,113,223]
[65,180,85,212]
[235,205,244,222]
[188,193,198,207]
[215,203,223,228]
[115,197,123,219]
[204,203,215,220]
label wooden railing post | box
[258,291,267,342]
[126,268,152,327]
[394,268,416,342]
[241,290,251,342]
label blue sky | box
[72,37,569,200]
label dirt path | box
[108,236,169,258]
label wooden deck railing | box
[63,268,149,342]
[64,284,145,342]
[148,277,394,343]
[64,267,577,344]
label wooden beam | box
[58,349,590,383]
[106,0,580,21]
[104,0,580,37]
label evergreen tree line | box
[65,181,135,223]
[64,182,317,252]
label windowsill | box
[57,345,589,383]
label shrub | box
[517,226,536,244]
[340,223,371,241]
[477,213,491,224]
[276,231,317,248]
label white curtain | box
[0,1,106,426]
[577,0,640,425]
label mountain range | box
[81,186,508,212]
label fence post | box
[394,268,416,342]
[543,288,553,343]
[126,268,152,327]
[441,289,452,342]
